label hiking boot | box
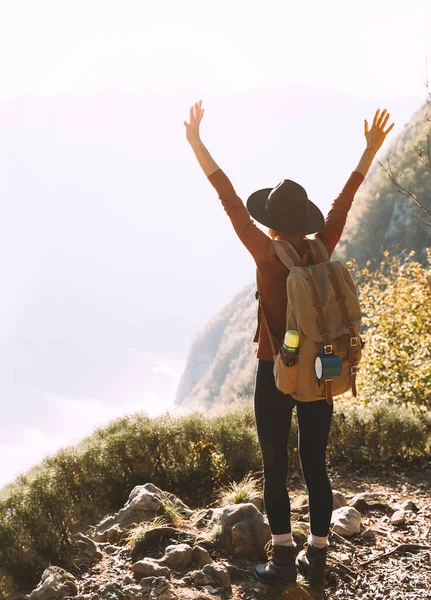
[296,543,327,585]
[254,541,297,585]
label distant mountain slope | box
[175,285,257,410]
[340,101,431,264]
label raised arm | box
[317,108,395,256]
[184,101,269,263]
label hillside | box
[340,100,431,263]
[175,285,256,411]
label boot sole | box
[253,567,296,586]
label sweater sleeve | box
[207,168,269,263]
[316,171,364,257]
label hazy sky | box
[1,0,430,489]
[0,0,430,101]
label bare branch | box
[378,158,431,222]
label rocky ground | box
[8,463,431,600]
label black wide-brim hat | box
[246,179,325,235]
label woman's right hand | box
[184,100,204,145]
[364,108,394,154]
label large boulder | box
[132,558,171,579]
[158,543,193,569]
[202,564,231,588]
[331,506,362,536]
[94,483,190,541]
[192,545,212,567]
[29,567,78,600]
[193,564,231,589]
[220,503,271,558]
[74,532,103,560]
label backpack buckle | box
[324,345,333,355]
[351,365,357,375]
[350,337,358,347]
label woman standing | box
[184,101,394,588]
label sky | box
[0,0,430,101]
[0,0,430,489]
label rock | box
[94,483,190,538]
[29,567,78,600]
[250,496,264,513]
[332,490,348,510]
[191,508,216,529]
[349,492,385,510]
[123,585,142,600]
[74,533,103,560]
[94,516,116,542]
[140,576,177,600]
[361,528,376,539]
[202,563,231,588]
[192,545,212,567]
[97,584,124,600]
[124,576,177,600]
[331,506,361,536]
[220,503,271,558]
[391,509,406,525]
[193,570,214,587]
[158,543,193,568]
[400,499,418,512]
[202,587,218,595]
[132,558,171,579]
[122,576,134,586]
[224,562,250,581]
[130,527,189,561]
[107,524,123,544]
[104,545,122,555]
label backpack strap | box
[307,237,329,264]
[326,262,360,397]
[302,268,334,404]
[271,240,301,270]
[255,271,278,359]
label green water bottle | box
[281,330,299,366]
[282,330,300,354]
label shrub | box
[329,400,429,464]
[352,250,431,407]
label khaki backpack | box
[256,237,363,404]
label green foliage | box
[352,250,431,406]
[125,516,169,547]
[215,473,261,506]
[329,401,429,464]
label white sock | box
[308,534,328,549]
[272,532,294,547]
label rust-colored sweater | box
[208,169,364,361]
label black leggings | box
[254,359,333,537]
